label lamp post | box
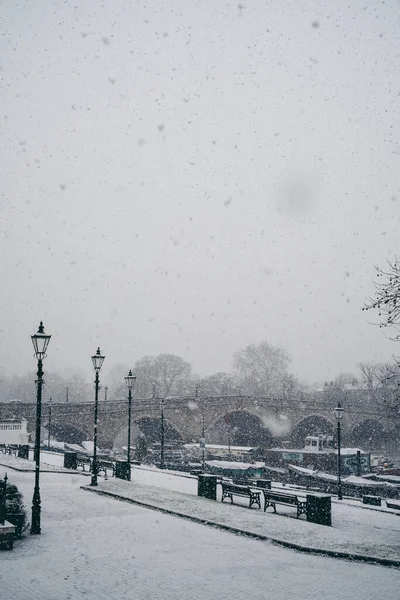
[333,401,344,500]
[30,321,51,535]
[160,397,165,469]
[90,347,105,487]
[47,398,52,450]
[124,370,136,480]
[201,413,205,471]
[196,385,206,471]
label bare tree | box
[233,341,291,397]
[195,372,238,397]
[154,354,192,397]
[364,259,400,338]
[133,354,193,398]
[358,361,400,413]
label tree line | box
[1,340,399,414]
[0,341,299,404]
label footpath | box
[81,476,400,568]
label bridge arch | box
[350,420,387,450]
[113,416,183,450]
[206,410,277,447]
[44,420,91,445]
[290,414,335,447]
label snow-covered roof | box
[185,443,254,451]
[287,464,316,476]
[206,460,264,470]
[344,475,395,487]
[376,475,400,484]
[65,443,86,453]
[50,441,65,449]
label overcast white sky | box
[1,0,399,385]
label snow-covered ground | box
[1,468,399,600]
[2,451,399,562]
[86,474,400,562]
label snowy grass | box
[84,474,400,564]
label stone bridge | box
[0,391,398,452]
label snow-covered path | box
[0,469,398,600]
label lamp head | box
[92,347,105,372]
[125,369,136,390]
[333,402,344,421]
[31,321,51,360]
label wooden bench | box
[221,482,261,509]
[263,490,307,518]
[7,445,19,457]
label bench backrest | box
[232,478,250,486]
[263,491,298,504]
[222,483,251,494]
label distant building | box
[0,418,30,445]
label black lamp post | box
[201,413,205,471]
[124,370,136,480]
[196,385,206,471]
[333,402,344,500]
[47,398,52,450]
[30,321,51,535]
[90,347,105,487]
[160,397,165,469]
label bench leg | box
[264,501,276,513]
[297,502,307,518]
[221,493,233,504]
[249,494,261,509]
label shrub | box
[5,482,29,537]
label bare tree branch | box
[363,259,400,338]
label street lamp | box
[333,401,344,500]
[47,397,52,450]
[196,385,206,471]
[160,397,165,469]
[30,321,51,535]
[124,369,136,480]
[90,347,105,487]
[201,413,205,471]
